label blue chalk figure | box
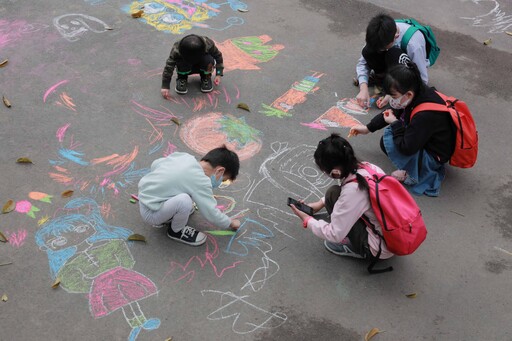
[35,197,160,341]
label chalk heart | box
[179,112,262,161]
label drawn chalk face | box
[53,14,109,42]
[142,2,166,14]
[160,12,185,24]
[44,221,96,251]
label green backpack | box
[395,18,440,66]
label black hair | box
[365,14,397,52]
[383,62,426,97]
[314,133,368,191]
[179,34,205,61]
[201,145,240,181]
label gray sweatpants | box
[139,193,193,232]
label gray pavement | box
[0,0,511,340]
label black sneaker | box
[175,78,188,94]
[200,76,213,93]
[167,225,206,246]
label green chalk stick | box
[130,198,137,204]
[205,230,236,236]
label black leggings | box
[176,54,214,79]
[324,185,370,258]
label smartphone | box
[287,197,314,216]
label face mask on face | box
[210,170,224,189]
[389,94,411,109]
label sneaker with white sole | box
[324,239,365,259]
[200,76,213,93]
[167,225,206,246]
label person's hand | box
[356,84,370,108]
[348,124,370,138]
[229,218,241,230]
[214,75,221,86]
[376,95,390,108]
[304,199,324,214]
[383,109,398,124]
[289,204,310,222]
[161,88,171,100]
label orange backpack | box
[411,91,478,168]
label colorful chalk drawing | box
[201,290,287,334]
[15,200,41,219]
[53,14,111,42]
[225,218,280,292]
[35,197,160,341]
[5,229,28,248]
[0,19,49,48]
[124,0,246,34]
[259,72,324,118]
[179,112,263,161]
[162,195,248,283]
[163,234,244,283]
[461,0,512,33]
[301,98,365,130]
[244,142,333,239]
[49,124,149,197]
[218,35,284,72]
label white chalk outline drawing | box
[461,0,512,33]
[53,14,110,42]
[225,218,280,292]
[244,141,333,238]
[201,290,287,334]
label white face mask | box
[389,94,411,109]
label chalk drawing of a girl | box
[35,197,160,341]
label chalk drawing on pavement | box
[461,0,512,33]
[259,72,324,118]
[0,19,49,48]
[53,14,111,42]
[179,112,262,161]
[35,197,160,341]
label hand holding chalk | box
[383,109,397,124]
[348,125,370,138]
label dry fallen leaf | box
[406,293,417,298]
[237,8,248,12]
[61,190,74,198]
[365,328,384,341]
[3,96,12,108]
[506,31,512,36]
[16,157,33,164]
[0,231,8,243]
[237,103,250,112]
[105,26,114,30]
[483,38,492,45]
[0,59,8,67]
[170,117,181,126]
[52,278,61,289]
[131,10,144,18]
[2,200,15,214]
[128,234,147,242]
[352,77,359,87]
[1,294,7,302]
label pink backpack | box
[356,165,427,273]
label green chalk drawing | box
[217,115,262,146]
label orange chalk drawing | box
[217,35,284,72]
[301,105,362,130]
[260,72,324,118]
[56,92,76,112]
[179,112,262,161]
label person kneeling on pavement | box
[137,146,241,246]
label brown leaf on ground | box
[131,10,143,18]
[128,234,147,242]
[16,157,33,164]
[2,200,15,214]
[52,278,61,289]
[237,103,250,112]
[61,190,74,198]
[1,294,7,302]
[0,231,8,243]
[365,328,384,341]
[0,59,8,67]
[3,96,11,108]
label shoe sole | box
[175,88,188,95]
[167,232,207,246]
[200,87,213,93]
[324,241,364,259]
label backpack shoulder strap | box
[400,25,419,51]
[410,102,449,120]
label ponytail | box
[383,62,425,96]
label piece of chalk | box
[130,198,137,203]
[131,194,139,201]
